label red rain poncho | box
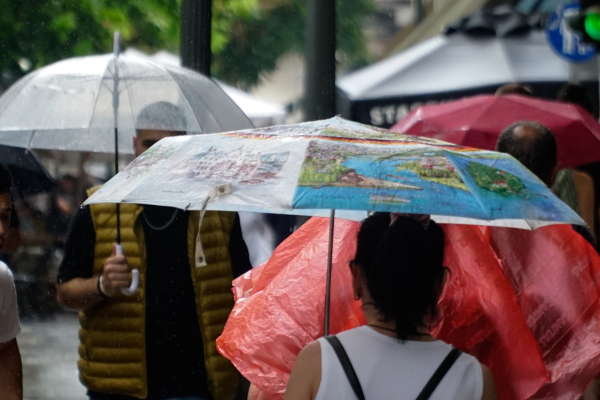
[217,217,600,400]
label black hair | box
[136,101,187,133]
[0,164,11,195]
[496,121,557,185]
[353,213,445,341]
[557,83,597,117]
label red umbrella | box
[392,94,600,168]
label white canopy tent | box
[337,30,598,128]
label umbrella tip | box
[113,32,121,57]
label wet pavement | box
[19,312,86,400]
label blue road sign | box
[546,1,596,62]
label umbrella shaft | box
[112,51,121,245]
[114,126,121,244]
[324,209,335,336]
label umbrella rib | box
[26,130,36,150]
[162,68,215,133]
[443,151,493,220]
[122,66,138,135]
[86,57,114,131]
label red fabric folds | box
[482,225,600,399]
[217,218,600,400]
[217,218,364,398]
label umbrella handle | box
[122,269,140,296]
[114,244,140,296]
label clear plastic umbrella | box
[0,34,254,295]
[0,38,253,154]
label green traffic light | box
[585,12,600,41]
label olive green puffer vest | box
[79,188,239,400]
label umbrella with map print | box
[84,116,583,230]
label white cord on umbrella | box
[195,184,232,268]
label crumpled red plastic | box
[217,217,364,398]
[216,217,600,400]
[482,225,600,399]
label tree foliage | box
[213,0,375,87]
[0,0,180,83]
[0,0,373,88]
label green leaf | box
[0,0,373,92]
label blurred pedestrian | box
[56,102,254,400]
[496,121,594,244]
[556,83,597,118]
[0,164,23,400]
[45,174,76,247]
[284,213,497,400]
[495,83,533,97]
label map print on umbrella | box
[227,116,465,147]
[97,137,186,201]
[393,150,467,191]
[446,152,575,221]
[187,146,289,185]
[123,139,180,179]
[293,140,490,218]
[85,117,586,228]
[467,162,526,197]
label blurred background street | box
[19,313,85,400]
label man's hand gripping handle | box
[115,244,139,296]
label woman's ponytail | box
[354,213,445,341]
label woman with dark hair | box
[284,213,496,400]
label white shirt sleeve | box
[238,212,276,268]
[0,262,20,343]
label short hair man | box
[496,121,559,186]
[57,102,253,400]
[496,121,594,244]
[0,164,23,400]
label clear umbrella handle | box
[114,244,140,296]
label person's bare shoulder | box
[0,262,13,283]
[480,364,497,400]
[0,261,16,301]
[285,341,322,400]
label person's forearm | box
[0,339,22,400]
[56,277,104,311]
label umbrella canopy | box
[0,54,253,154]
[85,117,583,229]
[391,94,600,168]
[123,47,287,128]
[337,30,598,128]
[0,145,55,196]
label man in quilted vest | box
[56,102,254,400]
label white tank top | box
[315,326,483,400]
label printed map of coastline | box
[392,157,468,191]
[466,162,527,197]
[299,160,421,190]
[298,143,528,198]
